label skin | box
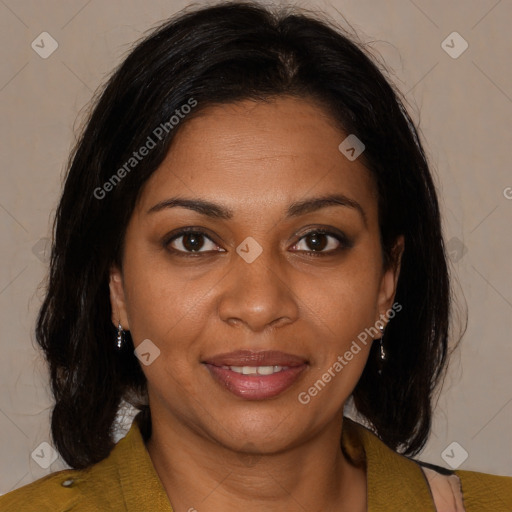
[109,96,404,512]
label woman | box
[1,1,511,510]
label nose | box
[217,243,299,333]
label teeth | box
[227,365,288,375]
[257,366,275,375]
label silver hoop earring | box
[116,322,125,349]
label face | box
[110,96,403,454]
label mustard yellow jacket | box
[1,415,511,511]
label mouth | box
[202,350,308,400]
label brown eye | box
[168,230,221,254]
[304,232,329,251]
[181,232,206,252]
[292,230,345,254]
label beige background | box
[1,0,511,495]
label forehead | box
[136,96,377,219]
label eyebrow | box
[147,193,367,225]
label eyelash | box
[163,227,352,258]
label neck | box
[146,408,366,512]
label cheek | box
[300,252,382,343]
[296,283,376,389]
[121,257,212,398]
[121,247,218,355]
[294,259,380,413]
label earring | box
[116,322,125,349]
[378,324,386,361]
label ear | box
[376,235,404,323]
[109,265,130,330]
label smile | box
[220,365,289,375]
[204,363,307,400]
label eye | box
[166,229,224,255]
[164,227,351,258]
[291,229,349,256]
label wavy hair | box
[36,0,457,469]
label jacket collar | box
[113,413,174,511]
[111,413,436,511]
[342,417,436,511]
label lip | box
[204,363,308,400]
[203,350,308,367]
[202,350,309,400]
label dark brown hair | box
[36,0,457,469]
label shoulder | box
[0,453,126,511]
[0,468,88,512]
[0,415,166,511]
[419,460,512,511]
[0,437,126,511]
[454,467,512,510]
[344,417,512,510]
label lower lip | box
[204,364,307,400]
